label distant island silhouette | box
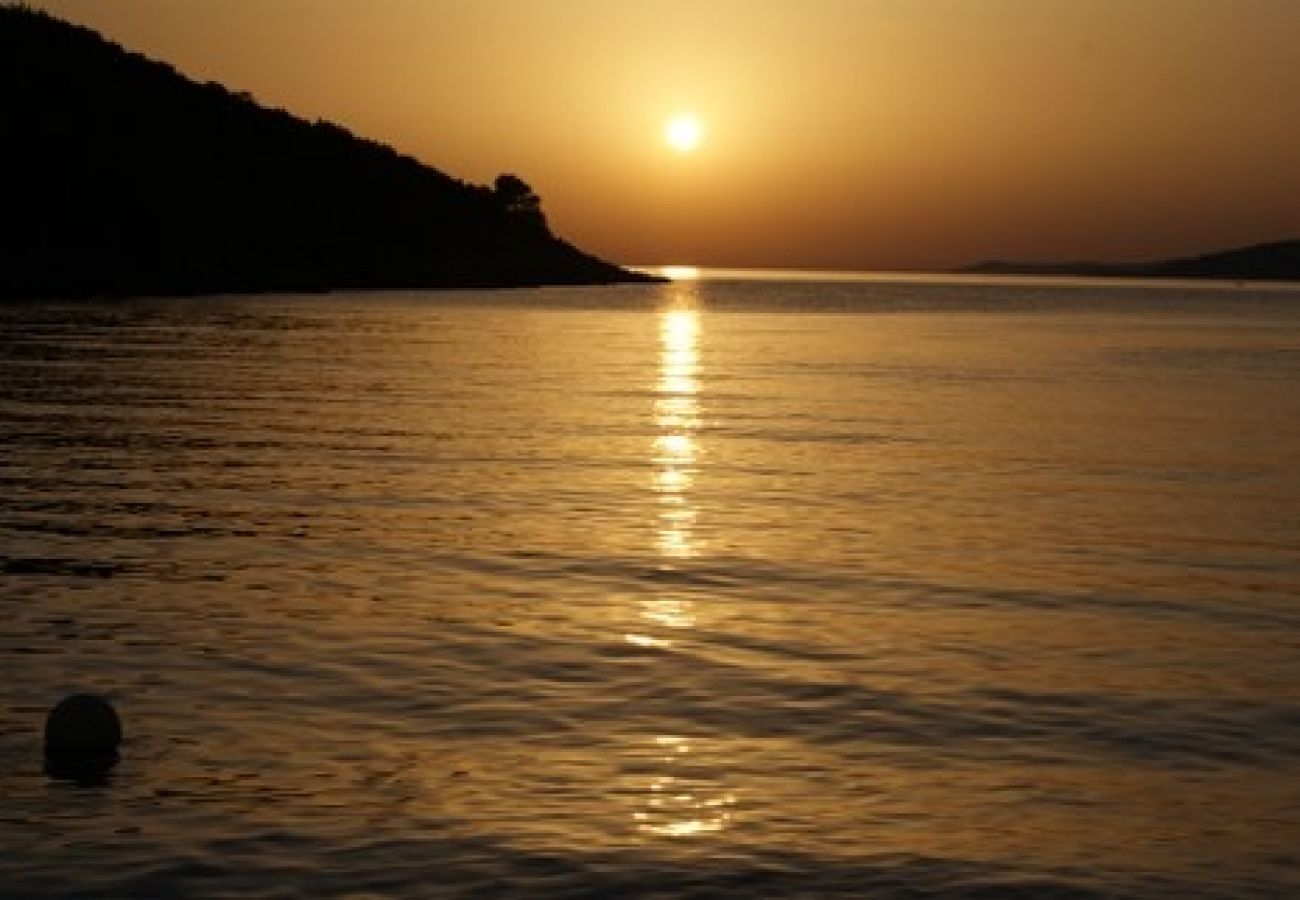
[0,6,658,300]
[961,239,1300,282]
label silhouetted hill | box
[961,239,1300,282]
[1149,240,1300,280]
[0,5,656,299]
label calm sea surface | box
[2,275,1299,898]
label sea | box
[2,271,1298,898]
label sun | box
[665,114,703,152]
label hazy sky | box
[28,0,1300,270]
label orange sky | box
[28,0,1300,270]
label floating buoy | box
[44,694,121,777]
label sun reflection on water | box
[653,306,701,560]
[631,737,738,839]
[624,294,737,840]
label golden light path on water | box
[627,286,738,839]
[653,307,700,561]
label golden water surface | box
[2,278,1298,897]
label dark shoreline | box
[0,268,662,304]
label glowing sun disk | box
[665,115,702,152]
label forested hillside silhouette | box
[0,5,655,299]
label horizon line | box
[627,264,1300,291]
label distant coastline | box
[959,239,1300,283]
[0,6,657,301]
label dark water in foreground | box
[2,276,1299,898]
